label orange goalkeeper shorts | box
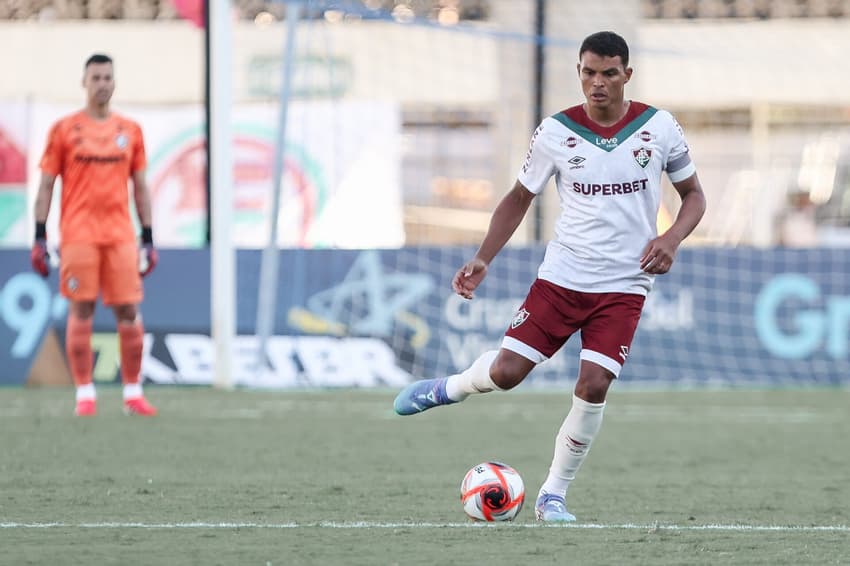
[59,242,143,305]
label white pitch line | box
[0,522,847,532]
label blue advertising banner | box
[1,247,848,388]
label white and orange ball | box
[460,461,525,521]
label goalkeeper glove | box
[139,226,158,277]
[31,222,49,278]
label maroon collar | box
[561,101,649,139]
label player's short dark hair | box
[84,53,113,69]
[579,31,629,67]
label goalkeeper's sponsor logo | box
[73,153,125,164]
[572,179,649,196]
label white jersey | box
[517,101,695,296]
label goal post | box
[209,0,235,389]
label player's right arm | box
[452,180,536,299]
[35,119,65,227]
[453,121,552,300]
[30,172,56,277]
[33,173,56,225]
[32,120,65,276]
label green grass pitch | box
[1,387,848,565]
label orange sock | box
[118,320,144,385]
[66,315,94,387]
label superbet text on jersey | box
[518,101,696,297]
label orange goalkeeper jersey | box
[40,111,146,245]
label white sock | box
[539,393,606,497]
[444,350,501,402]
[123,383,143,400]
[76,383,96,402]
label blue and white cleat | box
[393,378,456,416]
[535,492,576,522]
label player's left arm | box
[130,121,158,277]
[640,173,706,275]
[131,168,153,228]
[131,168,158,276]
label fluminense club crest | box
[633,147,652,168]
[511,308,530,329]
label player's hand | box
[31,239,50,277]
[640,233,679,275]
[139,243,158,277]
[452,257,488,299]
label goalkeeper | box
[394,31,706,522]
[31,53,158,417]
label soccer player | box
[31,53,159,417]
[394,31,706,521]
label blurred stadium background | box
[1,0,849,390]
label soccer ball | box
[460,461,525,521]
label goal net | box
[3,1,849,389]
[219,1,850,388]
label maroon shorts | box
[503,278,645,377]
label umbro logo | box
[567,155,586,170]
[619,345,630,361]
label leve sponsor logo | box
[595,136,618,150]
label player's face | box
[577,52,632,110]
[83,62,115,107]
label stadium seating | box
[0,0,489,22]
[3,0,848,22]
